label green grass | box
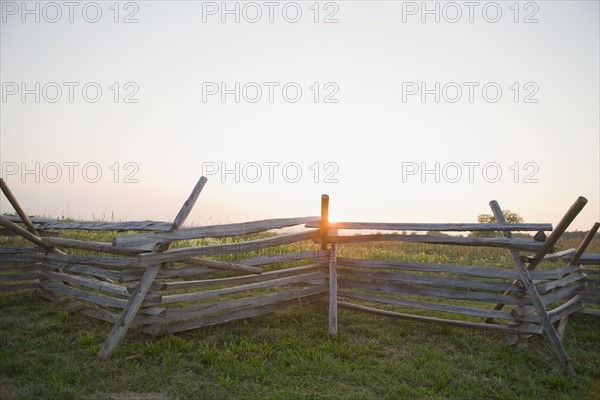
[1,290,599,400]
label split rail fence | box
[0,177,598,376]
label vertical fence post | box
[320,194,329,252]
[321,194,337,334]
[328,243,338,334]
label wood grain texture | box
[338,291,539,323]
[537,272,587,294]
[338,257,519,279]
[120,265,217,282]
[138,230,320,266]
[36,220,173,231]
[338,268,520,292]
[338,278,529,305]
[338,302,542,335]
[43,253,139,268]
[175,257,261,274]
[39,280,128,309]
[329,233,544,251]
[160,272,328,305]
[239,250,327,267]
[306,221,553,232]
[39,270,129,297]
[39,261,122,282]
[159,264,325,291]
[114,216,320,250]
[163,286,328,322]
[146,291,326,336]
[44,237,144,256]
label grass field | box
[1,229,599,399]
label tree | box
[473,210,523,237]
[477,210,523,224]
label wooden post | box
[328,243,338,334]
[98,176,208,359]
[0,216,66,255]
[157,176,208,250]
[483,200,523,323]
[0,178,41,237]
[321,194,338,334]
[527,196,588,267]
[320,194,329,251]
[487,197,588,317]
[0,179,66,255]
[491,201,577,376]
[568,222,599,266]
[0,216,51,251]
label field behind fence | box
[0,177,599,376]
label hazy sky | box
[1,1,598,231]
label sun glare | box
[327,209,347,224]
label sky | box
[1,0,599,231]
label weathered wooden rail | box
[0,177,598,375]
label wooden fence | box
[0,177,598,376]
